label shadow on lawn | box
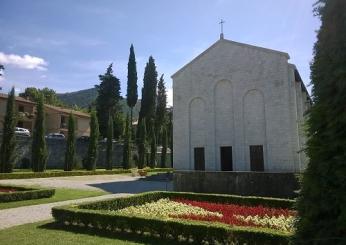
[38,222,184,245]
[88,178,173,194]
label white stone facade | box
[172,38,311,173]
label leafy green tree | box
[137,119,147,169]
[0,87,17,173]
[64,113,75,171]
[126,44,138,135]
[149,119,156,168]
[106,114,113,170]
[19,87,63,106]
[138,56,158,131]
[294,1,346,244]
[32,95,48,172]
[84,110,99,170]
[160,125,168,168]
[113,111,124,140]
[96,64,121,138]
[122,114,131,169]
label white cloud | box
[0,52,48,71]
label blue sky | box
[0,0,320,105]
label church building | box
[172,36,311,173]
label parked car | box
[15,127,31,137]
[45,133,65,139]
[99,137,117,143]
[78,135,90,141]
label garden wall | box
[1,136,171,169]
[173,171,299,199]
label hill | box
[57,88,141,119]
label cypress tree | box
[138,56,158,131]
[64,113,75,171]
[113,112,124,140]
[126,44,138,135]
[0,87,17,173]
[32,95,48,172]
[106,114,113,170]
[149,119,156,168]
[137,119,147,169]
[156,74,167,133]
[160,125,168,168]
[294,1,346,244]
[96,64,121,138]
[85,110,99,170]
[167,108,173,167]
[122,113,131,169]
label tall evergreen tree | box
[156,74,167,132]
[137,119,147,169]
[85,110,99,170]
[122,113,131,169]
[126,44,138,134]
[0,87,17,173]
[106,114,113,170]
[160,125,168,168]
[96,64,121,138]
[113,111,124,140]
[294,1,346,244]
[64,113,75,171]
[32,95,48,172]
[149,119,156,168]
[138,56,158,130]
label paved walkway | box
[0,193,128,230]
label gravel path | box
[0,193,129,230]
[0,174,172,193]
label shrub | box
[0,168,172,180]
[52,191,293,244]
[0,185,55,202]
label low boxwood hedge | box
[0,185,55,202]
[52,191,293,244]
[0,168,172,180]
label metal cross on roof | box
[219,19,225,39]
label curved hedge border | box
[52,191,293,244]
[0,168,172,180]
[0,185,55,202]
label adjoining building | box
[0,94,90,137]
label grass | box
[0,221,181,245]
[0,188,107,210]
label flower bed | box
[0,185,55,202]
[52,191,294,244]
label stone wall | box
[173,170,300,198]
[5,136,171,169]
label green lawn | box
[0,221,180,245]
[0,188,107,210]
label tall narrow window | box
[220,146,233,171]
[194,147,205,171]
[250,145,264,171]
[18,105,24,112]
[60,115,67,129]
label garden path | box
[0,193,128,230]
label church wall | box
[173,39,305,172]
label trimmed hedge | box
[0,168,172,180]
[0,185,55,202]
[52,191,293,244]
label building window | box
[194,147,205,171]
[250,145,264,171]
[60,115,67,129]
[220,146,233,171]
[18,105,24,112]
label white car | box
[45,133,65,139]
[15,127,31,137]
